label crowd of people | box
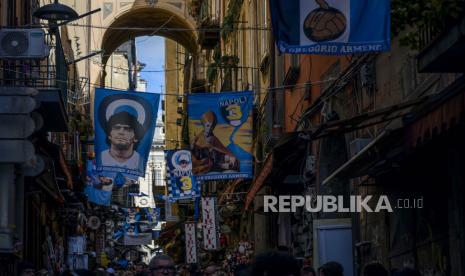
[17,252,425,276]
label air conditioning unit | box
[0,29,49,59]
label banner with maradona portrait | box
[94,88,160,181]
[188,91,253,180]
[270,0,390,55]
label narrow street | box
[0,0,465,275]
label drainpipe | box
[14,169,24,251]
[87,0,91,98]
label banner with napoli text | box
[188,91,253,180]
[270,0,390,55]
[165,149,201,201]
[94,88,160,182]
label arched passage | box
[100,4,198,84]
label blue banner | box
[84,160,113,206]
[111,207,159,245]
[165,150,201,201]
[188,91,253,180]
[270,0,390,55]
[94,88,160,181]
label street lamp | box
[32,0,81,104]
[33,0,78,21]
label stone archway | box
[97,0,198,84]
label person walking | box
[318,262,343,276]
[363,263,388,276]
[148,255,176,276]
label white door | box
[313,219,354,276]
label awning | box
[36,88,68,132]
[322,76,465,185]
[316,100,423,185]
[322,130,404,185]
[245,153,273,210]
[34,157,65,204]
[245,132,308,210]
[311,97,425,139]
[406,76,465,148]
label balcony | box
[219,55,239,91]
[262,89,284,152]
[0,33,69,131]
[198,18,220,50]
[417,11,465,72]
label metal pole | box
[15,169,24,249]
[0,164,14,252]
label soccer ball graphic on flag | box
[303,0,347,42]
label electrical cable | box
[1,23,272,32]
[68,23,271,32]
[135,15,175,44]
[0,67,338,96]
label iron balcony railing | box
[0,31,69,105]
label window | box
[155,170,163,186]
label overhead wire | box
[1,23,272,32]
[96,60,182,73]
[289,55,313,123]
[67,23,271,32]
[135,15,175,44]
[0,66,339,97]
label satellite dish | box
[88,216,101,230]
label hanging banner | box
[124,233,152,246]
[124,207,160,224]
[84,160,113,206]
[94,88,160,182]
[165,150,201,201]
[202,197,220,250]
[270,0,390,55]
[188,91,253,181]
[67,236,88,270]
[120,207,158,245]
[185,223,197,264]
